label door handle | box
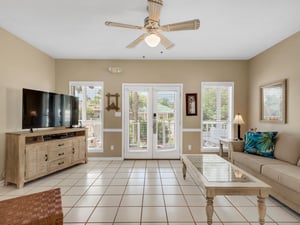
[153,113,157,134]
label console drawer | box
[48,156,71,172]
[48,140,72,160]
[48,140,72,150]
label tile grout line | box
[173,160,199,225]
[159,160,169,224]
[111,161,126,224]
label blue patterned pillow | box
[244,131,278,158]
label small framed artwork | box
[260,79,287,123]
[186,93,197,116]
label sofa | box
[229,133,300,214]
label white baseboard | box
[88,157,123,161]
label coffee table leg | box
[206,197,214,225]
[182,161,187,179]
[257,196,266,225]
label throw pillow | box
[244,131,278,158]
[297,159,300,167]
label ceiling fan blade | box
[155,32,174,49]
[105,21,144,30]
[160,19,200,32]
[127,33,149,48]
[148,0,163,22]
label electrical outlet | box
[188,145,192,151]
[110,145,115,151]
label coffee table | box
[182,154,271,225]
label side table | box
[219,138,244,160]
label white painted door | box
[123,84,182,159]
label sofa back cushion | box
[244,131,277,158]
[274,134,300,165]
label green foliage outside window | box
[202,87,229,121]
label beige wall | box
[55,60,249,157]
[248,32,300,135]
[0,28,55,179]
[0,22,298,179]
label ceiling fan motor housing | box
[144,17,160,30]
[148,0,163,6]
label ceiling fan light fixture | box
[145,34,160,47]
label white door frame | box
[122,83,183,159]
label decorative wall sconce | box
[106,93,120,111]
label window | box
[201,82,234,151]
[69,81,104,152]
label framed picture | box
[186,93,197,116]
[260,79,287,123]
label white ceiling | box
[0,0,300,60]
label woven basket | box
[0,188,63,225]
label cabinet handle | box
[45,154,48,161]
[58,143,64,147]
[58,152,64,156]
[72,148,75,154]
[58,161,64,166]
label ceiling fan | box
[105,0,200,49]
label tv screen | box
[22,88,79,130]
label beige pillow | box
[297,159,300,167]
[274,134,300,165]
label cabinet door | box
[25,143,48,179]
[79,138,87,160]
[72,139,80,162]
[72,137,86,162]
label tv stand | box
[5,128,87,188]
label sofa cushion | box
[244,131,278,158]
[231,151,286,174]
[274,134,300,165]
[262,164,300,193]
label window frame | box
[200,82,234,152]
[69,81,104,153]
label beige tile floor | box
[0,159,299,225]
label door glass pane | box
[70,83,103,152]
[156,91,176,150]
[128,91,148,151]
[201,83,233,151]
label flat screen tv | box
[22,88,79,131]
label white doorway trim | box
[122,83,183,159]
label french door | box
[123,84,182,159]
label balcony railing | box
[81,119,103,151]
[202,121,230,149]
[129,120,175,149]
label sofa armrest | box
[229,141,245,152]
